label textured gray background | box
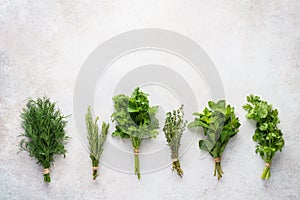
[0,0,300,200]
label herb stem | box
[91,156,99,180]
[44,173,50,183]
[214,162,224,180]
[172,160,183,177]
[261,165,271,180]
[134,153,141,179]
[214,164,217,177]
[132,137,141,179]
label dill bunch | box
[163,105,187,177]
[86,106,109,180]
[18,97,69,183]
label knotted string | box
[265,163,271,168]
[213,157,221,163]
[43,168,50,175]
[133,148,139,155]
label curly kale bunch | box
[19,97,69,182]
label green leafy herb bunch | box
[86,106,109,180]
[18,97,69,183]
[163,105,187,177]
[243,94,284,180]
[188,100,240,180]
[111,87,159,179]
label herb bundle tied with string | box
[111,87,159,179]
[163,105,187,177]
[86,106,109,180]
[243,95,284,180]
[18,97,69,182]
[188,100,240,180]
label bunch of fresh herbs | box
[18,97,69,182]
[111,87,159,179]
[163,105,187,177]
[243,94,284,180]
[188,100,240,180]
[86,106,109,180]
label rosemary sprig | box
[86,106,109,180]
[18,97,69,183]
[163,105,187,177]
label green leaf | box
[199,140,214,152]
[188,119,211,129]
[242,104,252,111]
[192,112,202,116]
[209,100,226,114]
[127,107,139,113]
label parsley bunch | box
[163,105,187,177]
[243,95,284,180]
[19,97,69,182]
[188,100,240,180]
[111,87,159,179]
[86,106,109,180]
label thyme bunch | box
[163,105,187,177]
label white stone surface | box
[0,0,299,199]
